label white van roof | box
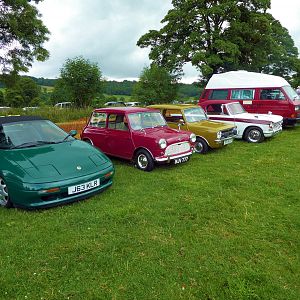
[206,70,290,89]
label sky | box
[26,0,300,83]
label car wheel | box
[244,127,265,143]
[135,149,154,172]
[194,137,209,154]
[0,177,13,208]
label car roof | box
[0,115,45,125]
[148,104,198,110]
[206,70,290,89]
[94,107,158,114]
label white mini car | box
[200,101,283,143]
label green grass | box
[0,126,299,299]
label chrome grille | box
[165,142,190,156]
[273,122,282,130]
[221,128,236,139]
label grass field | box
[0,126,299,299]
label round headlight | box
[217,131,222,139]
[158,138,167,149]
[190,133,196,143]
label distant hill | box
[1,76,203,98]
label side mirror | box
[69,130,77,137]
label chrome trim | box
[155,151,193,162]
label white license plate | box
[68,178,100,195]
[224,138,233,145]
[174,156,189,164]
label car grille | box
[221,128,236,139]
[273,121,282,130]
[165,142,190,156]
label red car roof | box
[94,107,159,114]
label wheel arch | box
[132,147,154,160]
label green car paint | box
[148,104,237,154]
[0,116,114,209]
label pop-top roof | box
[206,70,290,89]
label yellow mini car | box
[149,104,237,154]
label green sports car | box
[0,116,114,209]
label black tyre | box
[0,177,13,208]
[244,127,265,143]
[135,149,154,171]
[194,137,209,154]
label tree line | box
[1,0,300,108]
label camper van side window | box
[231,89,254,100]
[260,89,285,100]
[209,89,229,100]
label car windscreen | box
[0,120,72,149]
[227,103,246,115]
[128,112,167,130]
[283,85,300,101]
[183,107,207,122]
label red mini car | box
[81,107,196,171]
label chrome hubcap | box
[195,141,203,153]
[248,129,261,142]
[137,154,148,169]
[0,177,9,206]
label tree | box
[4,76,40,107]
[60,56,104,107]
[0,90,4,105]
[0,0,49,78]
[132,64,177,105]
[50,78,72,105]
[137,0,300,83]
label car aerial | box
[0,116,114,209]
[104,101,126,107]
[81,107,196,171]
[200,101,283,143]
[148,104,237,154]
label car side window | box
[89,112,107,128]
[260,89,285,100]
[108,114,128,131]
[209,89,229,100]
[206,104,223,115]
[163,109,183,123]
[231,89,254,100]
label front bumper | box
[263,127,282,138]
[7,166,114,209]
[154,150,193,163]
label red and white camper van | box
[199,71,300,126]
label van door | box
[257,88,290,116]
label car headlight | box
[269,122,274,129]
[217,131,222,139]
[295,105,300,111]
[158,138,167,149]
[233,126,238,135]
[190,133,196,143]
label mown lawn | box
[0,126,299,300]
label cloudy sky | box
[27,0,300,83]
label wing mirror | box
[178,119,185,130]
[69,130,77,137]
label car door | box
[84,112,109,153]
[106,114,135,159]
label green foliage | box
[50,78,72,105]
[60,56,104,108]
[0,0,49,76]
[0,90,4,105]
[133,64,178,104]
[105,80,136,96]
[137,0,300,83]
[4,77,41,107]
